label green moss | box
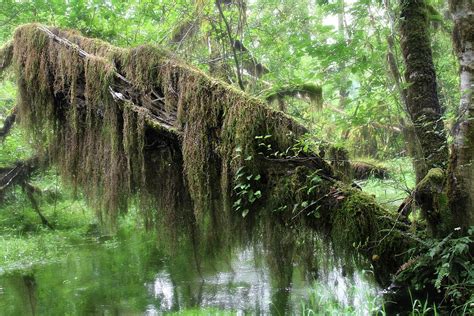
[0,40,13,77]
[5,24,411,283]
[331,192,379,251]
[414,168,451,237]
[418,168,444,189]
[265,83,323,110]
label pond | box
[0,229,380,315]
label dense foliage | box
[0,0,473,314]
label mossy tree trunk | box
[447,0,474,229]
[399,0,449,232]
[399,0,448,172]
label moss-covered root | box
[414,168,451,237]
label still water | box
[0,232,379,315]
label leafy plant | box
[232,165,262,218]
[395,227,474,312]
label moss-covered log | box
[0,107,16,140]
[0,157,39,196]
[351,161,389,180]
[4,24,410,284]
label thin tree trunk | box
[337,0,348,109]
[447,0,474,229]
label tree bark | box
[399,0,450,233]
[447,0,474,229]
[385,0,427,184]
[399,0,448,173]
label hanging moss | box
[262,165,411,284]
[328,145,352,183]
[265,83,323,110]
[0,41,13,77]
[3,24,412,282]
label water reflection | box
[145,248,273,314]
[0,230,379,315]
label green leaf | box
[233,198,242,207]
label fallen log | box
[0,157,37,194]
[352,161,389,180]
[3,24,411,285]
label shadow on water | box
[0,213,380,315]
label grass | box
[0,230,85,273]
[300,283,439,316]
[299,272,383,316]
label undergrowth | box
[0,169,98,273]
[359,157,415,210]
[394,227,474,314]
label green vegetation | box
[1,0,473,314]
[0,171,96,272]
[360,157,415,209]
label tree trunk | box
[384,0,427,184]
[399,0,449,233]
[399,0,448,172]
[447,0,474,229]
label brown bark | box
[447,0,474,229]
